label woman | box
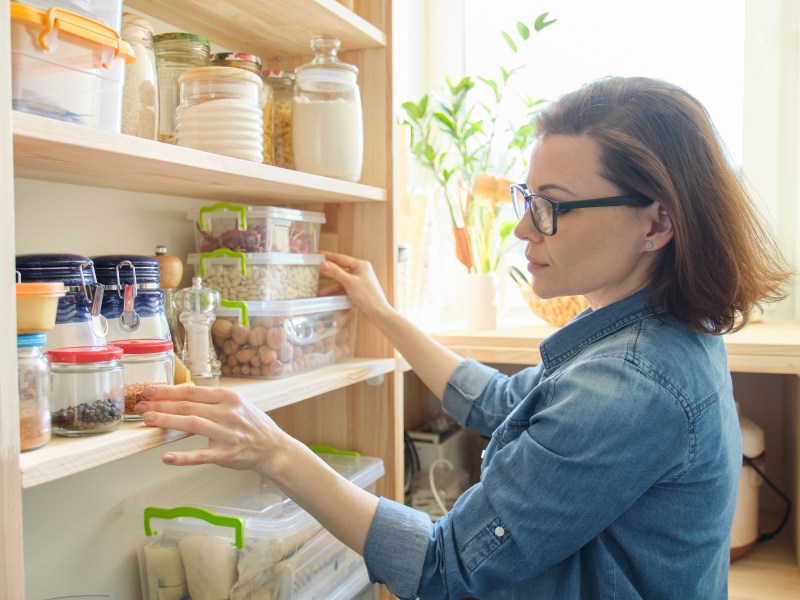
[136,77,792,599]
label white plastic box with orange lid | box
[10,1,134,131]
[126,452,383,599]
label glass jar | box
[18,333,51,451]
[153,32,210,144]
[108,339,174,420]
[293,35,363,182]
[121,13,158,140]
[210,52,263,76]
[47,346,124,436]
[176,66,264,163]
[263,70,294,169]
[91,255,170,342]
[16,254,108,351]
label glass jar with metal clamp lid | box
[15,254,108,351]
[91,254,171,342]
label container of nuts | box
[108,339,174,420]
[187,249,324,302]
[46,345,125,436]
[212,296,356,378]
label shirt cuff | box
[363,497,432,600]
[442,358,499,426]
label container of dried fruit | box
[108,338,174,420]
[190,202,325,254]
[187,249,324,302]
[212,296,356,378]
[46,345,124,436]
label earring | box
[644,241,654,251]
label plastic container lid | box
[17,332,47,348]
[108,339,174,354]
[191,203,326,230]
[16,281,66,297]
[46,345,124,363]
[217,295,351,319]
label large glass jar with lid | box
[120,13,158,140]
[176,66,264,163]
[263,70,294,169]
[293,35,363,182]
[153,32,210,144]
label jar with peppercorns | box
[46,346,125,436]
[17,333,51,451]
[108,338,174,420]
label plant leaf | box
[516,21,530,40]
[477,76,500,102]
[534,12,557,32]
[499,220,517,242]
[433,112,456,135]
[502,31,518,53]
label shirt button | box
[494,526,505,537]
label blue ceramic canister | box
[15,254,107,351]
[91,255,171,341]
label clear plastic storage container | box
[191,202,326,254]
[212,296,356,378]
[20,0,124,32]
[188,250,324,301]
[10,2,134,131]
[15,279,65,334]
[46,345,124,436]
[108,338,174,420]
[127,452,383,600]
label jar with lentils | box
[153,32,210,144]
[108,338,174,420]
[46,346,125,436]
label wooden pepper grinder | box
[153,245,186,377]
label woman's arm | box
[319,251,463,400]
[136,385,380,554]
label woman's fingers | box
[141,384,233,405]
[141,409,222,440]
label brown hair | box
[534,76,794,334]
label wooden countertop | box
[430,319,800,375]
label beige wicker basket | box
[509,266,589,327]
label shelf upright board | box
[0,1,25,597]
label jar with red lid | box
[46,345,124,436]
[108,338,174,420]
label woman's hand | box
[135,385,296,478]
[318,251,395,319]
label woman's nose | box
[514,212,542,242]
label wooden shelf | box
[429,319,800,375]
[729,518,800,599]
[125,0,386,58]
[12,112,386,205]
[19,357,395,488]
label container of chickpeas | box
[212,296,356,378]
[187,249,324,301]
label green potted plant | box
[400,12,557,275]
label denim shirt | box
[363,291,741,599]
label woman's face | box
[514,134,666,310]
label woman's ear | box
[645,204,674,250]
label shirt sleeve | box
[443,358,546,436]
[365,355,691,599]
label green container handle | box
[144,506,245,549]
[198,202,248,232]
[308,444,360,457]
[219,298,250,327]
[198,248,247,279]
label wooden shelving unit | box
[1,1,399,598]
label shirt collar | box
[539,289,666,370]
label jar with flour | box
[293,35,363,182]
[120,13,158,139]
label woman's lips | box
[527,257,547,272]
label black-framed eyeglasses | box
[510,183,654,236]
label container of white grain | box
[293,35,363,182]
[120,13,158,139]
